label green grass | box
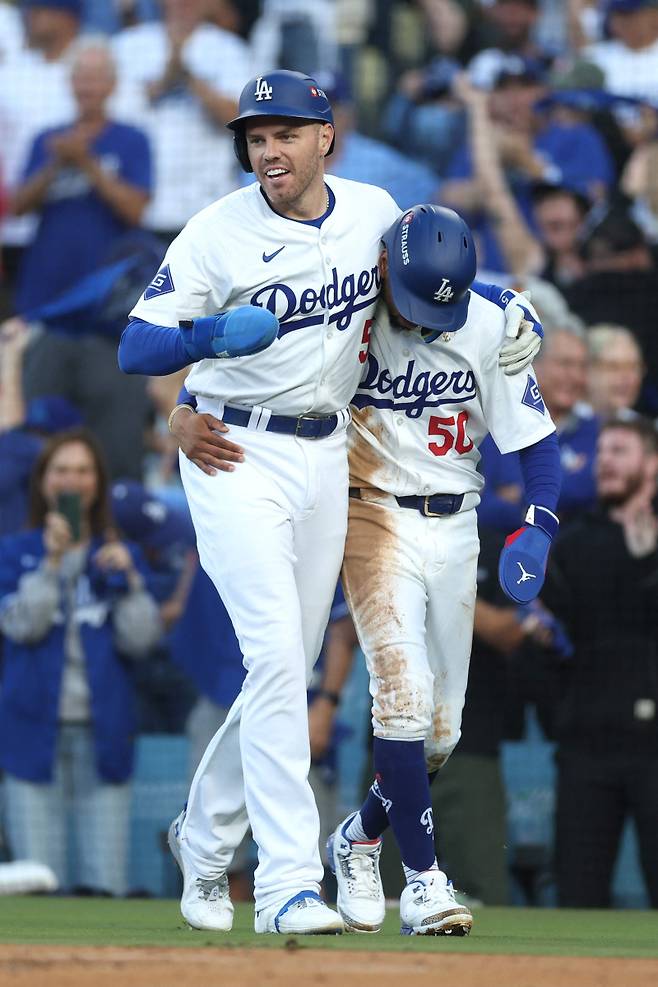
[0,899,657,958]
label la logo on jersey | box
[522,374,545,414]
[434,279,454,303]
[144,264,175,301]
[254,77,273,101]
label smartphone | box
[56,492,82,542]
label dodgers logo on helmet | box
[254,76,273,101]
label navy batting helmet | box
[382,205,477,334]
[227,70,335,173]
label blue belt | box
[349,487,464,517]
[223,405,339,439]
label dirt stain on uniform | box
[348,407,386,491]
[342,496,417,727]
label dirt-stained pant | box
[341,495,479,772]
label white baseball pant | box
[178,405,348,910]
[341,495,479,770]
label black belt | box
[223,405,339,439]
[349,487,464,517]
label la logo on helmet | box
[254,77,273,101]
[434,279,454,302]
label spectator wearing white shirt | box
[584,0,658,102]
[112,0,252,241]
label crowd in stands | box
[0,0,657,910]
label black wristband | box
[315,688,340,707]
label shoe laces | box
[342,846,382,899]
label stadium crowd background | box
[0,0,657,912]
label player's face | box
[596,429,650,505]
[379,250,421,331]
[246,118,334,214]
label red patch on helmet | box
[402,211,414,224]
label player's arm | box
[119,307,279,376]
[472,282,543,374]
[498,432,561,603]
[169,385,245,476]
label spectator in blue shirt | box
[0,428,162,895]
[441,58,614,274]
[12,38,152,314]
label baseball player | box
[322,205,560,935]
[119,71,543,935]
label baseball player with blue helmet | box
[119,71,544,936]
[324,205,560,936]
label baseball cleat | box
[254,890,344,935]
[399,870,473,936]
[327,813,385,933]
[167,811,233,932]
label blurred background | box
[1,0,658,911]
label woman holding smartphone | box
[0,428,162,895]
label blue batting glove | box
[179,306,279,361]
[499,505,559,604]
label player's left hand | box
[498,505,559,604]
[499,290,543,376]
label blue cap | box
[382,205,477,333]
[111,481,196,552]
[22,0,83,16]
[25,395,83,434]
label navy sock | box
[359,765,439,840]
[367,737,436,872]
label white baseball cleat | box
[399,870,473,936]
[254,890,344,935]
[167,811,233,932]
[327,813,385,933]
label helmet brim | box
[388,267,471,332]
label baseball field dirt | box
[1,898,657,987]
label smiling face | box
[245,117,334,217]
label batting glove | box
[498,290,544,376]
[498,504,559,604]
[179,306,279,361]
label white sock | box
[344,812,374,843]
[403,859,439,885]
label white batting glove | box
[499,290,544,376]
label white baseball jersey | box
[349,290,556,498]
[130,175,400,416]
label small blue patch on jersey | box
[522,375,545,415]
[144,264,175,301]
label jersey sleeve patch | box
[522,375,546,415]
[144,264,175,301]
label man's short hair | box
[599,415,658,454]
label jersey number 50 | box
[428,411,474,457]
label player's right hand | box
[171,408,245,476]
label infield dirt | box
[2,945,658,987]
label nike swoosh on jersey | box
[262,246,285,263]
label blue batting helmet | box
[382,205,477,334]
[227,70,335,172]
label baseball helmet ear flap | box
[233,130,252,172]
